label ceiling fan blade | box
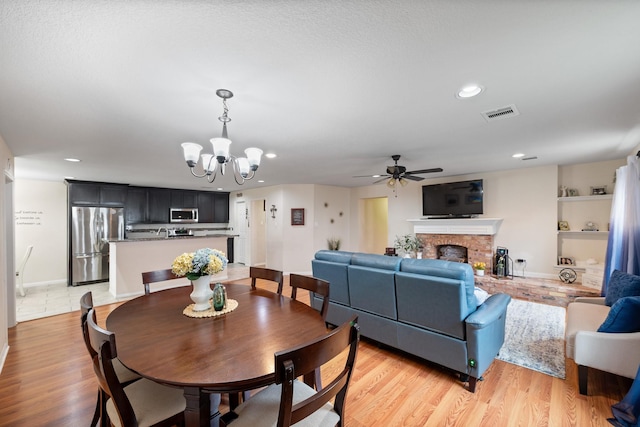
[403,174,424,181]
[406,167,444,174]
[373,176,391,184]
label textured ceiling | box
[2,1,640,191]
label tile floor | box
[15,263,250,323]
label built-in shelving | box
[557,194,613,202]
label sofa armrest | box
[573,296,606,305]
[466,293,511,330]
[575,330,640,379]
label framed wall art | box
[291,208,305,226]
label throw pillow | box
[598,296,640,333]
[605,270,640,307]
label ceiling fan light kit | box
[181,89,263,185]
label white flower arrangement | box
[171,248,228,281]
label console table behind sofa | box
[311,250,511,392]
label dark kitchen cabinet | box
[67,182,100,205]
[125,187,148,224]
[197,192,215,223]
[214,193,230,223]
[100,184,128,206]
[67,181,127,206]
[147,188,171,223]
[170,189,198,209]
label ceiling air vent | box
[481,104,520,122]
[522,156,538,161]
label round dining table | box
[106,281,328,427]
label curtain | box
[602,155,640,295]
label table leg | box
[183,386,210,427]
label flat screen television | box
[422,179,484,218]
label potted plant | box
[394,234,422,258]
[327,237,341,251]
[473,261,486,276]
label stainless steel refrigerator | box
[71,206,124,286]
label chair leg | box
[90,389,101,427]
[578,365,588,395]
[468,376,477,393]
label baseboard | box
[0,342,9,375]
[22,279,67,288]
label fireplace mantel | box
[408,218,503,235]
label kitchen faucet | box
[156,227,169,238]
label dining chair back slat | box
[250,266,284,294]
[225,316,359,427]
[289,273,330,321]
[141,268,181,295]
[86,309,186,427]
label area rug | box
[496,299,566,379]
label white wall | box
[0,134,13,372]
[14,180,67,286]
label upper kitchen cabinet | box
[197,192,215,223]
[196,191,229,223]
[125,186,148,224]
[171,189,198,209]
[67,180,127,206]
[214,193,230,223]
[100,184,128,206]
[147,188,171,223]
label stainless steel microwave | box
[170,208,199,223]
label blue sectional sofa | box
[310,250,511,392]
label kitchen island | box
[108,235,232,298]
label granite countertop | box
[113,234,238,242]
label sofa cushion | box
[605,270,640,307]
[400,258,476,310]
[314,250,354,264]
[312,253,352,305]
[350,253,402,271]
[598,296,640,333]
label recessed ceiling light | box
[64,158,81,162]
[258,180,265,183]
[456,84,484,99]
[216,188,223,191]
[512,153,525,158]
[265,153,277,159]
[372,174,381,178]
[64,176,75,180]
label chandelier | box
[181,89,263,185]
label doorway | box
[360,197,388,255]
[234,201,247,264]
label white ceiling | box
[2,1,640,191]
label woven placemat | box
[183,299,238,318]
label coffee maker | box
[494,246,509,277]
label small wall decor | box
[558,256,574,265]
[558,221,570,231]
[270,204,277,218]
[591,185,607,195]
[291,208,305,226]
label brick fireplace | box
[409,218,503,270]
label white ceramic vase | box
[190,275,213,311]
[475,269,485,276]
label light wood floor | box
[0,278,631,426]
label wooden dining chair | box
[141,268,181,295]
[250,266,284,294]
[221,316,360,427]
[86,308,186,427]
[80,292,140,427]
[289,273,330,322]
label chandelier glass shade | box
[181,89,263,185]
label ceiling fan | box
[355,155,443,188]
